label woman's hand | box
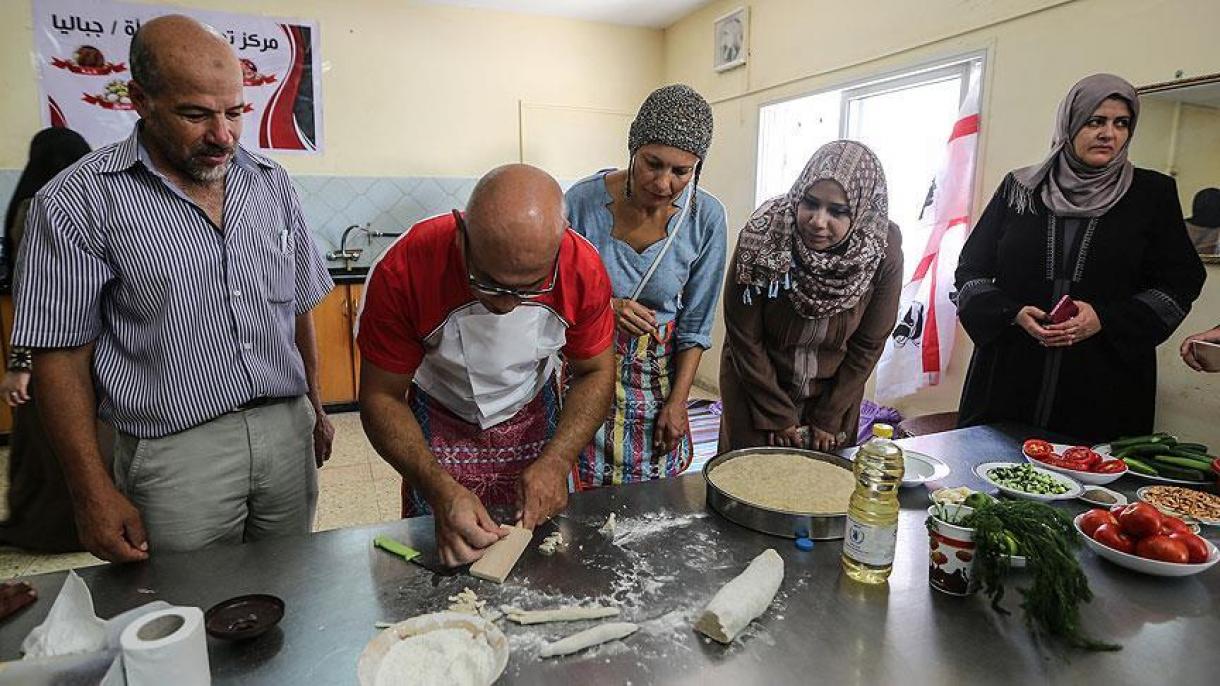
[807,426,840,452]
[768,425,803,448]
[1043,301,1102,348]
[1180,326,1220,372]
[1014,305,1055,343]
[654,399,688,454]
[612,298,660,339]
[1,371,31,407]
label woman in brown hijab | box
[955,74,1205,442]
[719,140,902,452]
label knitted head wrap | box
[625,84,713,212]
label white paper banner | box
[32,0,323,153]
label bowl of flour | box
[357,611,509,686]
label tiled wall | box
[0,169,483,269]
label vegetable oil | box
[841,423,905,583]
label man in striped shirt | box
[12,15,334,562]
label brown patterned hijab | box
[734,140,891,319]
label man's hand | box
[77,485,149,562]
[1180,326,1220,372]
[1,371,31,408]
[808,425,839,452]
[312,407,335,467]
[0,581,37,620]
[430,482,505,567]
[516,457,570,529]
[653,400,687,454]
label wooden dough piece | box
[469,526,532,583]
[539,622,639,658]
[502,605,620,625]
[694,548,784,644]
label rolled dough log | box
[538,622,639,658]
[469,526,532,584]
[502,605,620,625]
[694,548,783,644]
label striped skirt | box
[401,378,561,517]
[578,322,693,488]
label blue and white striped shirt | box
[12,125,333,438]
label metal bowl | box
[702,446,854,540]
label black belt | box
[231,396,294,412]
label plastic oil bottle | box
[841,423,905,583]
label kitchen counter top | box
[2,423,1217,684]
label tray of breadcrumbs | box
[703,447,856,539]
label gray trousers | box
[112,396,318,553]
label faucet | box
[326,224,366,270]
[325,224,405,271]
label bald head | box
[130,15,240,96]
[464,164,565,291]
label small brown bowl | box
[204,594,285,641]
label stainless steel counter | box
[2,423,1217,684]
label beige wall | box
[0,0,663,176]
[664,0,1219,443]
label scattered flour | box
[597,512,617,537]
[538,531,566,555]
[374,628,496,686]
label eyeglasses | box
[454,210,560,300]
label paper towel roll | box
[119,605,211,686]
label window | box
[755,56,985,281]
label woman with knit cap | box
[955,73,1204,442]
[566,84,727,487]
[718,140,902,452]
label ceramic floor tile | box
[372,476,403,520]
[325,412,375,468]
[369,457,399,480]
[23,552,107,576]
[0,549,33,579]
[313,480,393,532]
[317,463,372,489]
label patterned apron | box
[578,320,693,487]
[401,378,562,517]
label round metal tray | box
[702,446,854,540]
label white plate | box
[902,450,951,487]
[1134,486,1220,527]
[1073,513,1219,577]
[1022,443,1126,485]
[1077,486,1128,508]
[357,612,509,686]
[973,461,1083,502]
[1092,443,1211,485]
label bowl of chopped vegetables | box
[973,462,1083,502]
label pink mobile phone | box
[1047,295,1079,324]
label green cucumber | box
[1150,464,1206,481]
[1169,448,1213,461]
[1175,442,1210,454]
[1118,444,1175,457]
[1123,457,1157,475]
[1110,433,1176,450]
[1150,454,1213,471]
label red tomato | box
[1079,509,1119,537]
[1109,504,1128,518]
[1064,447,1102,470]
[1168,532,1211,564]
[1160,515,1192,535]
[1092,523,1134,554]
[1023,439,1053,459]
[1118,503,1163,538]
[1135,535,1190,564]
[1093,460,1128,474]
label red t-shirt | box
[356,212,614,376]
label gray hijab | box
[1007,73,1139,218]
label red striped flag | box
[876,69,981,401]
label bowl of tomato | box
[1023,439,1127,485]
[1074,505,1219,577]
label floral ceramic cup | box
[927,505,978,596]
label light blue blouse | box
[565,170,727,351]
